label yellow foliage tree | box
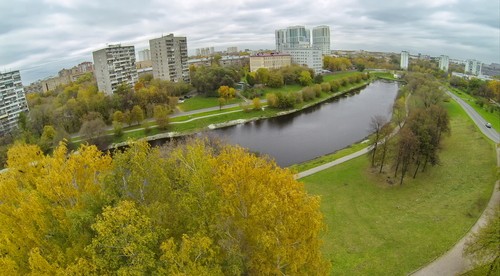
[0,139,329,275]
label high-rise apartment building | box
[439,55,449,72]
[285,26,311,48]
[138,49,151,61]
[93,44,138,95]
[400,51,409,70]
[275,29,287,52]
[465,59,482,75]
[312,25,331,55]
[0,70,29,135]
[150,34,190,83]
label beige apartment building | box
[249,53,291,72]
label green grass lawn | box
[302,99,497,275]
[323,71,360,82]
[177,95,242,111]
[448,87,500,131]
[289,141,369,172]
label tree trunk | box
[379,145,387,173]
[413,159,420,178]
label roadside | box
[295,89,498,275]
[409,92,500,276]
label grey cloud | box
[0,0,498,84]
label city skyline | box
[1,0,498,84]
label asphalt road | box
[446,90,500,143]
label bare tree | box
[369,115,387,167]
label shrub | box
[321,82,331,92]
[302,87,315,101]
[313,84,322,97]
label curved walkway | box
[296,91,499,275]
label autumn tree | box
[39,125,57,153]
[153,105,170,130]
[217,85,236,110]
[253,97,262,110]
[130,105,145,125]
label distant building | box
[312,25,331,55]
[150,34,190,83]
[400,51,409,70]
[0,70,29,135]
[138,49,151,61]
[283,48,323,75]
[189,55,249,68]
[439,55,449,72]
[465,59,482,75]
[93,44,138,95]
[249,53,292,72]
[40,61,94,93]
[227,47,238,54]
[196,47,215,56]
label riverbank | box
[105,76,378,149]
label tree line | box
[369,72,450,185]
[265,72,369,109]
[0,138,329,275]
[0,73,191,166]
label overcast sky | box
[1,0,498,84]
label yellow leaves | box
[159,234,223,276]
[87,200,158,274]
[212,144,329,275]
[1,138,329,274]
[28,247,59,275]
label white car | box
[485,122,492,128]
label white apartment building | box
[249,53,292,72]
[283,48,323,75]
[400,51,409,70]
[150,34,190,83]
[439,55,449,72]
[93,44,138,95]
[0,70,29,135]
[465,59,482,75]
[312,25,331,55]
[138,49,151,61]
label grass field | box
[302,99,497,275]
[177,95,242,111]
[448,87,500,131]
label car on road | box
[485,122,492,128]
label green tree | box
[299,71,313,86]
[267,71,284,88]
